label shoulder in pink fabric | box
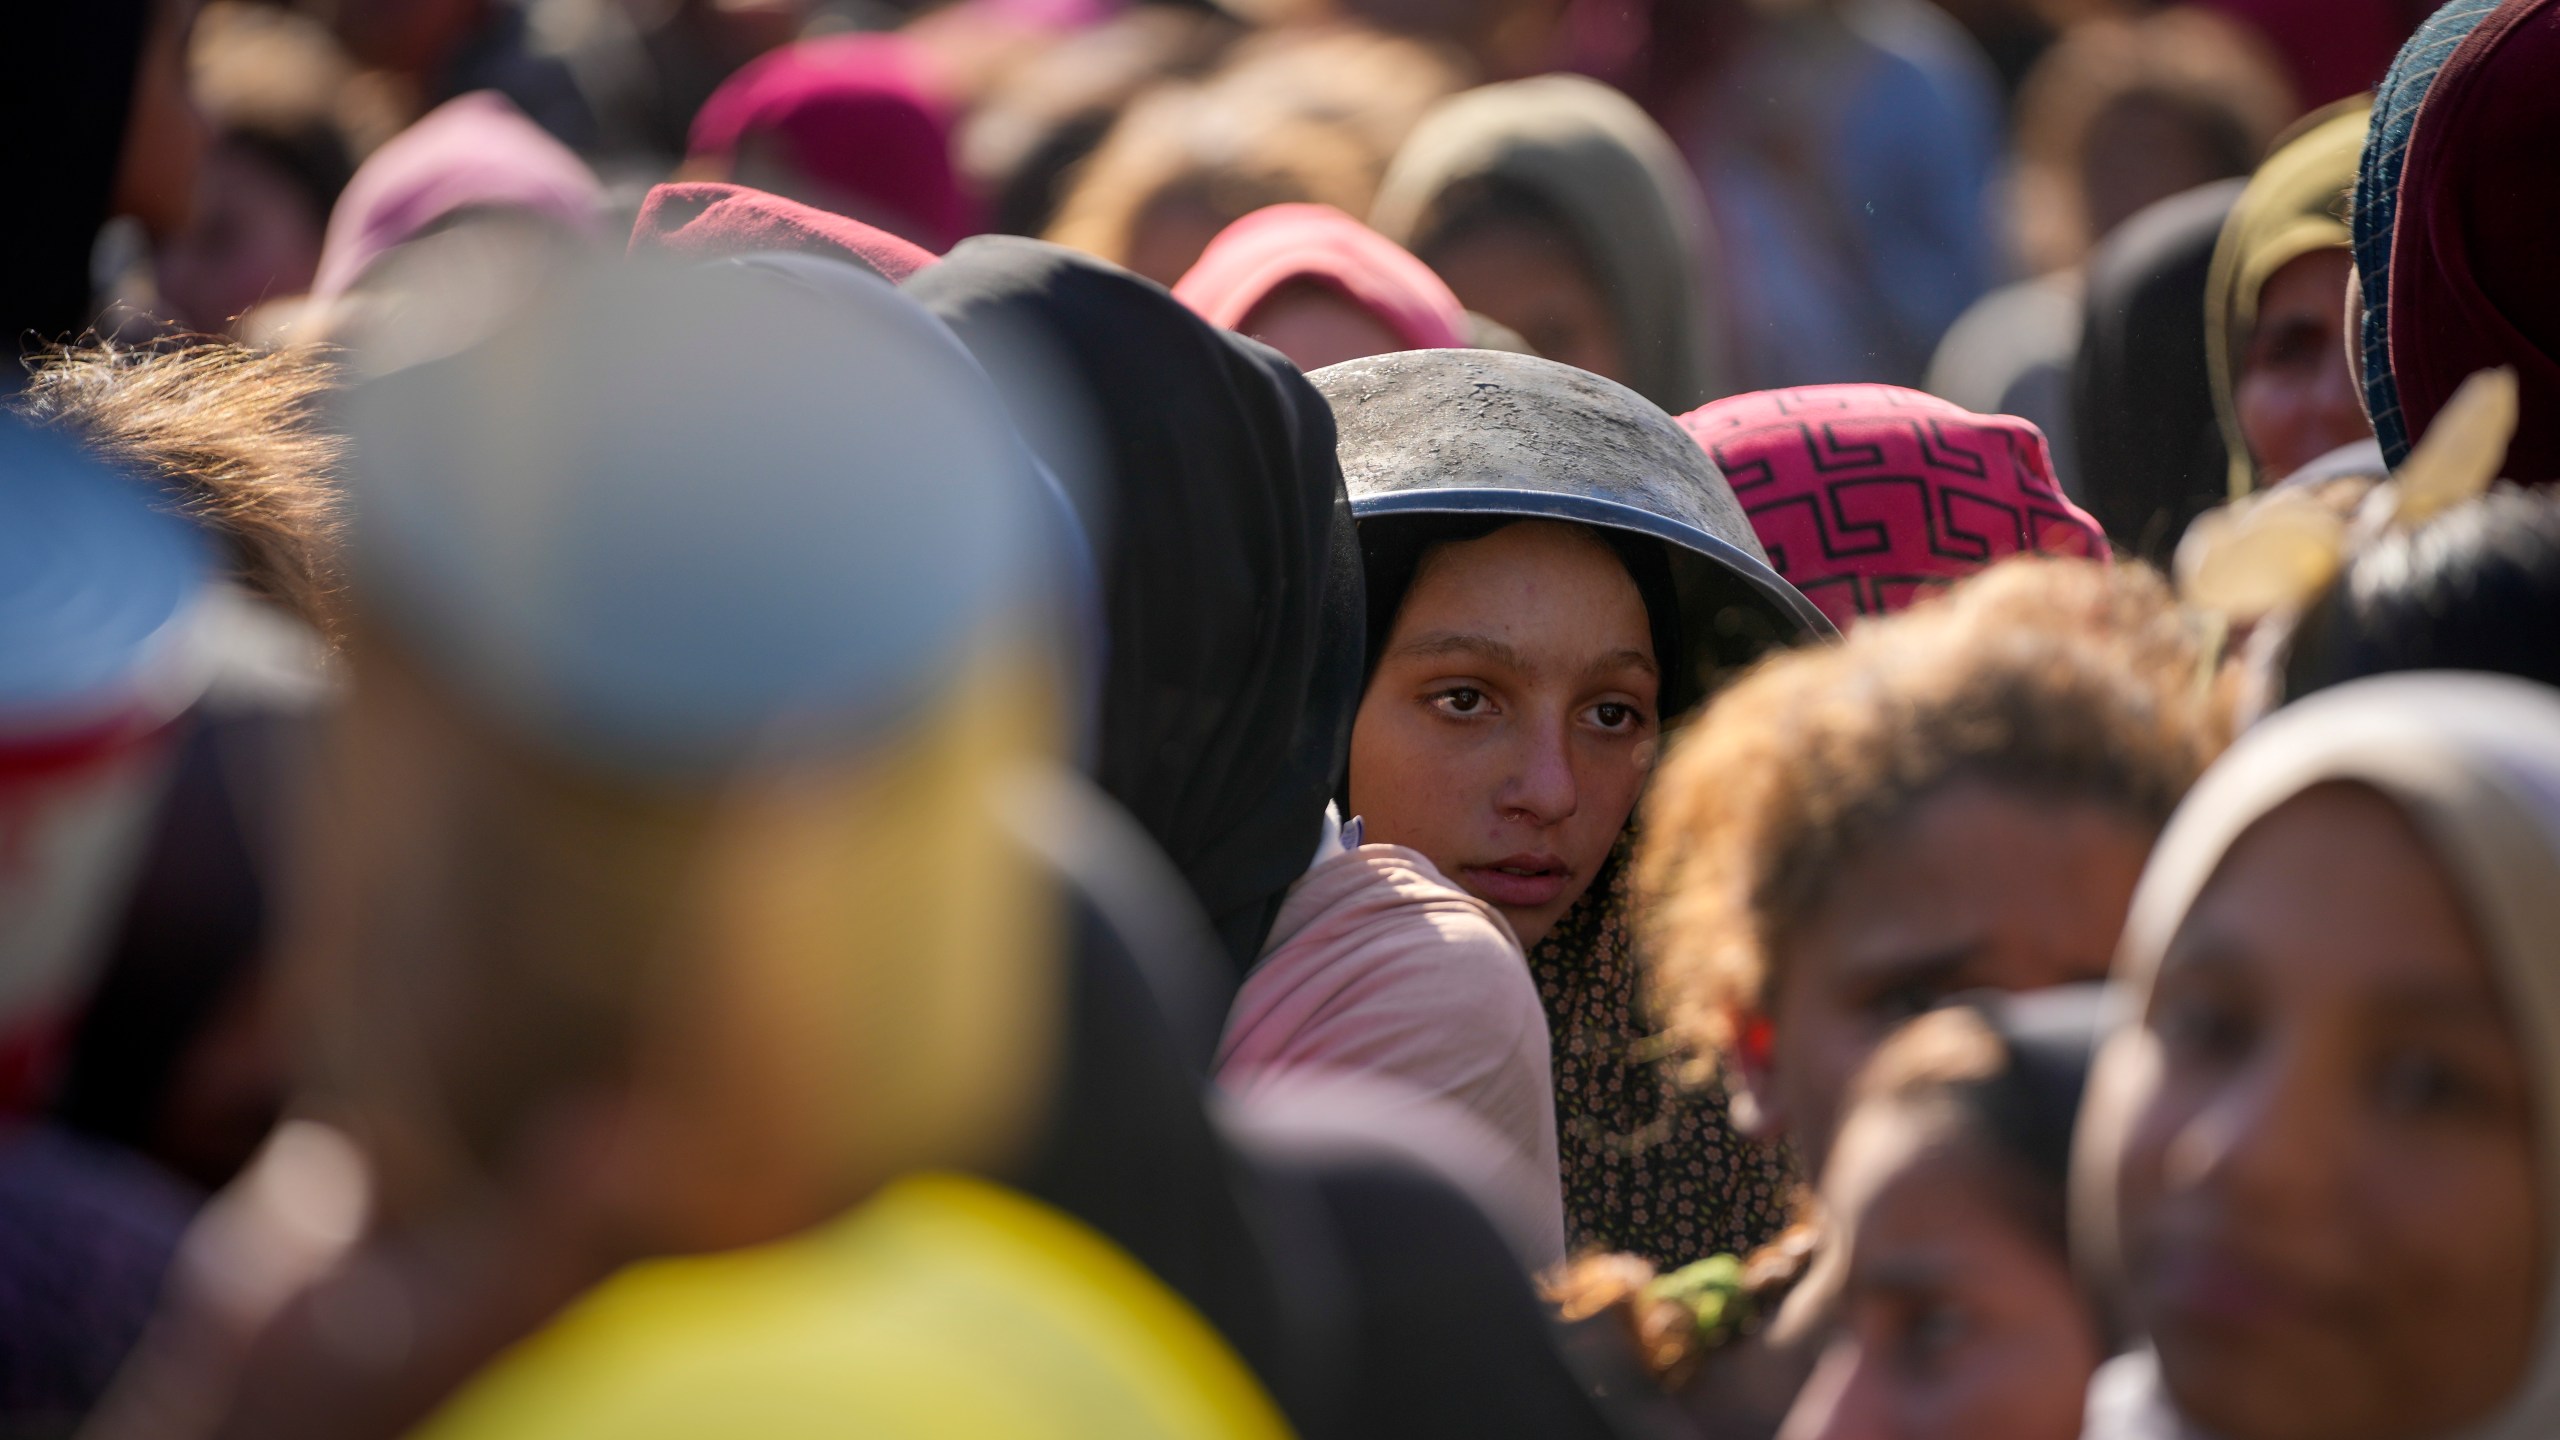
[1173,204,1470,354]
[1216,844,1558,1258]
[686,33,977,253]
[1679,384,2110,628]
[627,183,937,283]
[312,91,604,302]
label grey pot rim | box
[1348,485,1837,645]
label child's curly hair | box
[1637,558,2231,1075]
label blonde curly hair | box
[1637,558,2231,1074]
[15,339,344,631]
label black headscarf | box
[906,238,1364,982]
[2069,180,2246,565]
[10,0,154,365]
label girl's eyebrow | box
[1581,647,1658,681]
[1390,633,1659,684]
[1391,631,1533,672]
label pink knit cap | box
[687,33,978,254]
[312,91,604,302]
[1174,204,1470,354]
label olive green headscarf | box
[1372,75,1727,413]
[2205,98,2372,498]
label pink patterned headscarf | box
[1173,204,1470,354]
[311,91,604,302]
[688,34,978,254]
[1679,385,2108,627]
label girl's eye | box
[1861,981,1944,1031]
[1589,702,1645,731]
[2153,990,2256,1069]
[1431,687,1488,716]
[1894,1297,1970,1375]
[2373,1049,2484,1118]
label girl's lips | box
[2145,1238,2336,1335]
[1461,857,1572,909]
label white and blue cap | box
[339,256,1054,777]
[0,415,211,734]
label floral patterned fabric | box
[1529,833,1799,1266]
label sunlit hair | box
[1544,1224,1819,1389]
[14,340,344,630]
[1638,559,2229,1072]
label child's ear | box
[1720,1005,1788,1142]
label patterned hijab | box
[1679,384,2107,629]
[2356,0,2560,478]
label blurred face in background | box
[1126,190,1232,289]
[2107,784,2542,1440]
[1731,782,2153,1172]
[1780,1108,2102,1440]
[2078,94,2242,249]
[1330,0,1567,77]
[1238,280,1408,373]
[331,0,484,73]
[117,0,210,241]
[2236,248,2370,482]
[1422,215,1628,385]
[1349,520,1659,948]
[156,136,329,332]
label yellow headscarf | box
[2206,98,2372,499]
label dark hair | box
[1850,986,2108,1253]
[2282,488,2560,701]
[225,123,355,223]
[1359,513,1688,714]
[1409,173,1603,289]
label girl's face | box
[1348,520,1659,948]
[1423,217,1627,386]
[2109,783,2543,1440]
[2236,248,2370,484]
[1738,781,2154,1172]
[1782,1113,2102,1440]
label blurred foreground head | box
[0,418,211,1110]
[2078,673,2560,1440]
[311,254,1066,1252]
